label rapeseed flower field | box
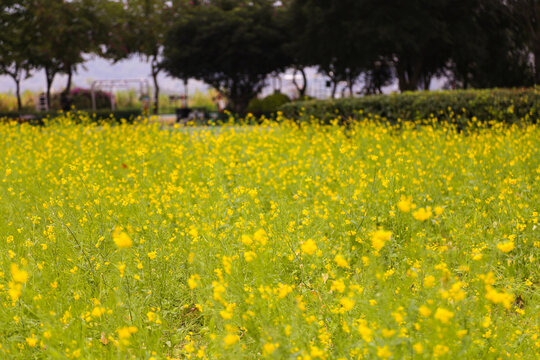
[0,115,539,359]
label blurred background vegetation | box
[2,0,540,116]
[0,89,218,113]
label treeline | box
[1,0,539,113]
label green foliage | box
[0,0,34,111]
[89,109,142,122]
[163,0,290,113]
[50,88,112,110]
[189,90,218,112]
[0,109,142,124]
[247,92,291,115]
[280,88,540,124]
[246,98,264,115]
[0,91,36,112]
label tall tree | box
[284,0,373,98]
[0,1,33,112]
[448,0,533,88]
[30,0,100,109]
[360,0,459,92]
[163,0,290,113]
[120,0,179,114]
[508,0,540,85]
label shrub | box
[50,88,112,110]
[0,109,142,124]
[246,98,264,115]
[279,88,540,124]
[247,92,291,116]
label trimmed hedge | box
[247,92,291,116]
[0,109,143,124]
[279,88,540,124]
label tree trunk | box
[230,92,252,115]
[44,67,56,110]
[292,67,307,97]
[228,79,253,114]
[183,78,188,108]
[151,56,160,114]
[535,48,540,85]
[14,75,22,113]
[396,58,423,92]
[64,66,73,94]
[423,74,432,90]
[331,80,338,99]
[61,66,73,111]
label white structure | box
[90,79,150,111]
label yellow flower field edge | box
[0,114,538,359]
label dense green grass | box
[0,116,539,359]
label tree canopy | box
[2,0,539,113]
[162,0,290,113]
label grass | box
[0,115,539,359]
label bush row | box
[246,92,291,117]
[0,109,143,124]
[279,88,540,124]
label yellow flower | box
[434,307,454,324]
[485,285,513,309]
[113,228,132,249]
[188,227,199,238]
[413,343,423,354]
[10,263,28,283]
[371,229,392,252]
[188,274,200,289]
[223,334,239,346]
[358,323,373,342]
[423,275,436,288]
[433,344,449,357]
[334,254,349,268]
[434,206,444,216]
[277,283,293,298]
[418,305,432,317]
[331,279,346,293]
[381,328,396,338]
[117,326,137,339]
[497,241,514,253]
[240,234,253,246]
[263,342,278,355]
[310,345,325,358]
[301,239,317,255]
[213,282,226,302]
[397,196,413,212]
[243,251,257,262]
[220,305,234,319]
[253,229,268,245]
[413,207,432,221]
[26,335,38,347]
[147,251,157,259]
[339,297,355,312]
[91,307,105,318]
[147,311,157,322]
[376,345,392,359]
[118,262,126,278]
